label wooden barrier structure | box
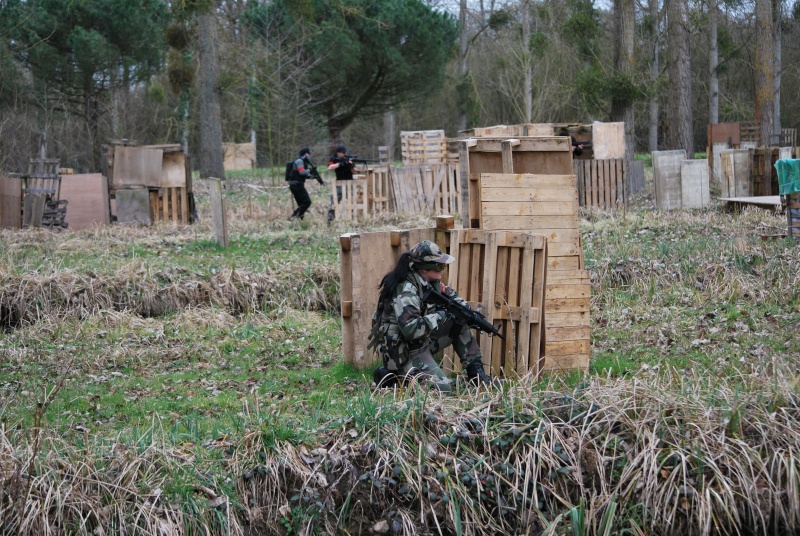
[390,164,461,215]
[366,167,391,215]
[459,138,591,372]
[443,229,547,378]
[332,179,369,221]
[653,150,686,210]
[573,159,644,210]
[400,130,447,166]
[752,147,781,196]
[720,150,751,198]
[339,218,453,369]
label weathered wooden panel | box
[542,269,591,373]
[59,173,110,230]
[222,142,255,171]
[0,176,22,229]
[592,122,625,159]
[115,187,152,225]
[719,150,751,198]
[113,146,163,188]
[680,160,710,209]
[653,150,686,210]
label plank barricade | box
[443,229,548,379]
[400,130,447,165]
[543,270,591,372]
[390,164,460,215]
[333,179,369,221]
[339,218,454,369]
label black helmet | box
[299,147,311,157]
[335,145,347,154]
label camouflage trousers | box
[388,317,483,394]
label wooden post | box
[208,178,228,248]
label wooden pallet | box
[365,167,391,215]
[390,164,461,215]
[400,130,447,166]
[574,159,627,210]
[788,193,800,239]
[333,179,369,221]
[149,186,189,224]
[339,219,453,368]
[543,270,591,372]
[443,229,547,378]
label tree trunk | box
[754,0,774,147]
[384,108,396,162]
[666,0,693,156]
[198,13,225,180]
[709,0,719,124]
[773,0,781,137]
[522,0,532,124]
[648,0,660,152]
[612,0,636,160]
[456,0,468,133]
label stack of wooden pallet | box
[400,130,447,166]
[459,137,591,372]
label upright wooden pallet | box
[390,164,461,215]
[574,159,627,210]
[333,179,369,221]
[788,193,800,239]
[652,150,686,210]
[366,167,391,214]
[720,150,751,197]
[339,218,453,369]
[752,147,780,196]
[443,229,547,379]
[149,186,189,224]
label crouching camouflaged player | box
[367,240,496,393]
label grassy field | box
[1,169,799,534]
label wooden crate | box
[333,179,369,221]
[788,193,800,239]
[543,270,591,372]
[443,229,547,379]
[459,137,574,229]
[149,186,189,224]
[390,164,460,215]
[339,219,453,369]
[400,130,447,166]
[477,172,581,271]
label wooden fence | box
[574,159,644,210]
[390,164,461,215]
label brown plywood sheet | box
[113,146,163,188]
[0,176,22,229]
[60,173,110,230]
[161,151,187,188]
[223,142,256,171]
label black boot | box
[465,362,498,387]
[373,366,398,388]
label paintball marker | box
[345,154,380,165]
[310,165,324,185]
[423,287,505,340]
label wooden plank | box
[480,187,578,202]
[481,215,579,229]
[340,234,355,363]
[548,256,581,271]
[181,187,189,223]
[545,297,590,313]
[171,187,179,223]
[208,178,228,248]
[546,311,590,326]
[22,192,46,228]
[542,354,590,373]
[546,283,589,299]
[501,140,515,173]
[545,325,591,341]
[545,340,590,356]
[59,173,110,230]
[681,159,710,209]
[480,173,575,188]
[473,137,570,153]
[481,201,577,216]
[0,176,23,229]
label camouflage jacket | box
[379,272,468,351]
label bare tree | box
[773,0,782,137]
[612,0,636,159]
[666,0,693,155]
[648,0,661,152]
[198,13,225,180]
[709,0,719,124]
[754,0,774,147]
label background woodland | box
[1,0,799,177]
